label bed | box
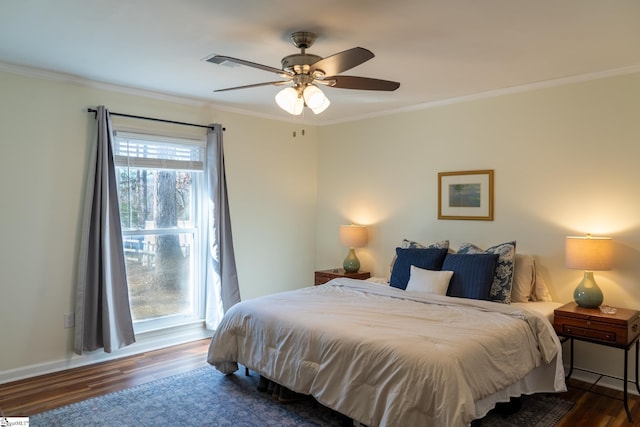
[207,244,566,427]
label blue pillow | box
[389,239,450,278]
[444,253,498,301]
[389,247,449,290]
[458,241,516,304]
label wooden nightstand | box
[314,268,370,285]
[554,302,640,422]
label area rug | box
[481,394,574,426]
[30,366,573,426]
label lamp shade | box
[565,235,613,271]
[339,225,368,248]
[310,96,330,115]
[275,87,303,115]
[303,84,326,109]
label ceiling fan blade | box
[310,47,374,76]
[325,75,400,91]
[214,81,290,92]
[205,54,292,77]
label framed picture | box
[438,170,494,220]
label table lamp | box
[565,234,613,309]
[339,225,368,273]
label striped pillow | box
[443,253,498,301]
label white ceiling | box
[1,0,639,125]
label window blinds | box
[114,131,205,171]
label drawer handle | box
[586,321,591,327]
[633,324,638,333]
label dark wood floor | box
[1,338,639,425]
[0,339,211,416]
[555,377,640,427]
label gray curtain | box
[74,106,135,354]
[205,124,241,329]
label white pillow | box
[532,270,553,302]
[405,265,454,296]
[511,254,535,302]
[511,254,554,302]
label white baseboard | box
[565,365,640,396]
[0,322,212,384]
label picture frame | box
[438,170,494,221]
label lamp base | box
[574,271,604,309]
[343,248,360,273]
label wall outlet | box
[64,312,75,329]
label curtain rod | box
[86,108,224,131]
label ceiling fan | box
[205,31,400,115]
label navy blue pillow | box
[444,253,498,301]
[389,247,449,290]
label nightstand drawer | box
[555,315,630,346]
[314,269,371,285]
[315,272,337,285]
[561,324,616,342]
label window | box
[114,131,206,332]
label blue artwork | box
[448,183,481,207]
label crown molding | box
[316,64,640,126]
[2,61,639,127]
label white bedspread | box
[207,278,564,427]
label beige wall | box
[315,71,640,381]
[0,69,318,373]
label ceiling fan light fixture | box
[275,87,304,115]
[210,31,400,116]
[302,84,326,109]
[310,96,330,115]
